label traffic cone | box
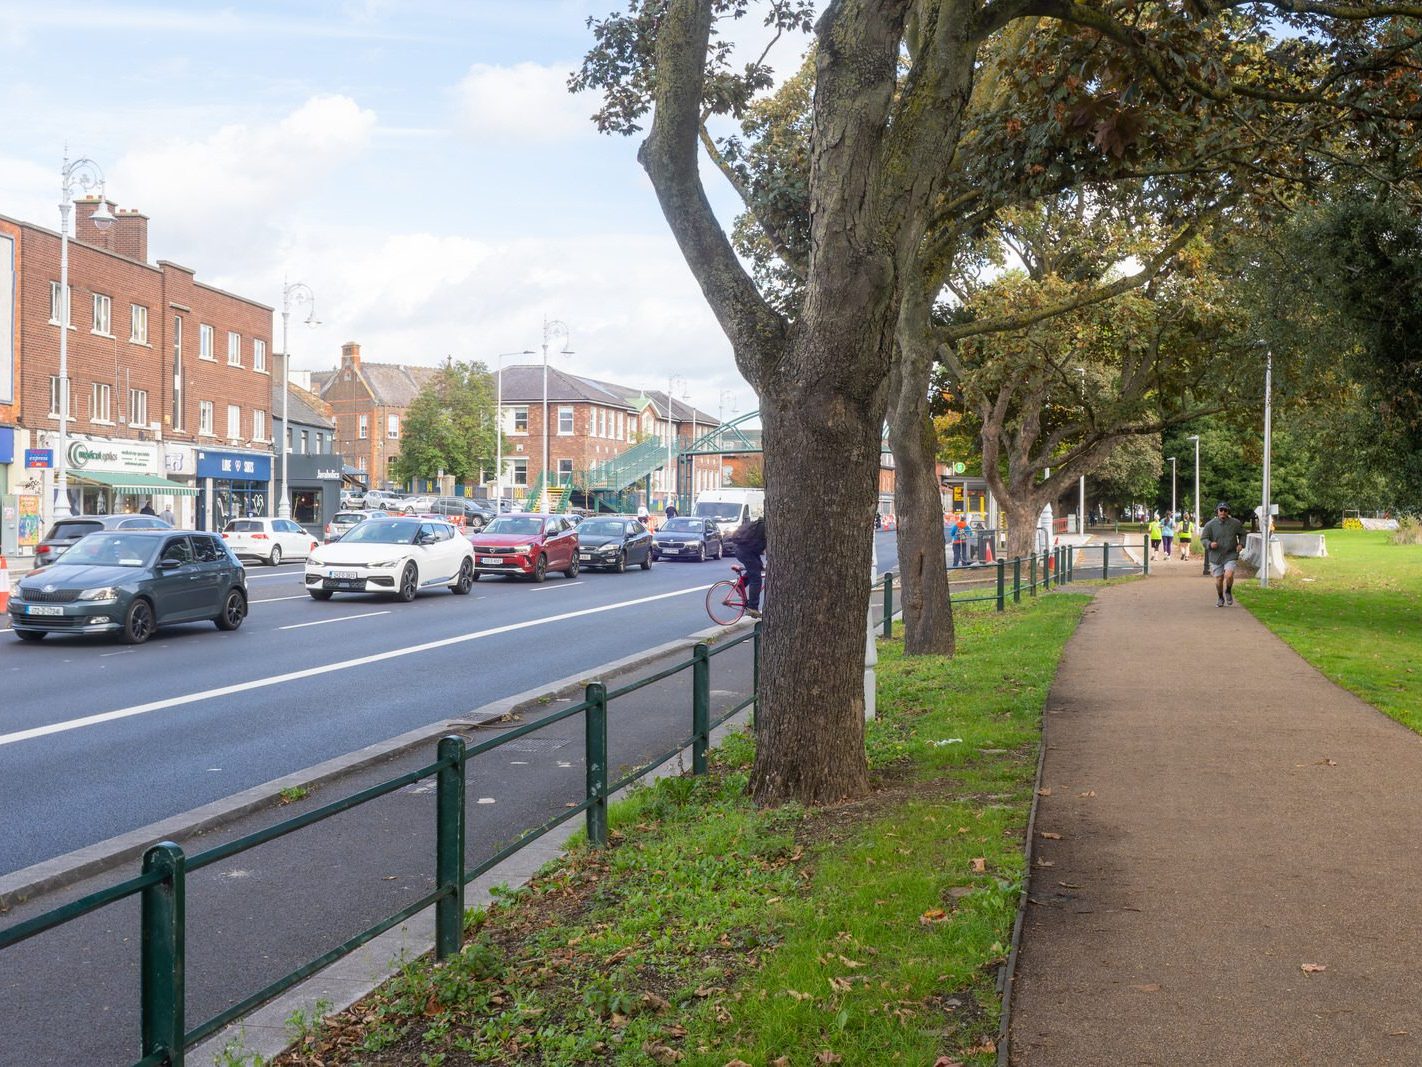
[982,538,994,564]
[0,555,9,614]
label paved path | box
[1011,558,1422,1066]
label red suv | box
[468,513,579,582]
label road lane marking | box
[252,594,312,604]
[0,584,713,748]
[531,581,583,591]
[280,611,390,630]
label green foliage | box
[391,359,497,486]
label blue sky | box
[0,1,800,421]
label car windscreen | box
[224,520,265,533]
[47,520,103,541]
[578,520,624,537]
[57,533,157,567]
[339,519,421,544]
[333,513,366,523]
[693,503,745,520]
[661,518,703,533]
[484,517,544,537]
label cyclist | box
[731,514,766,619]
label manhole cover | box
[498,737,573,754]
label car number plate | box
[27,605,64,616]
[479,556,504,564]
[579,553,592,560]
[331,569,358,579]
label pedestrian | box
[664,500,678,521]
[1177,513,1193,560]
[637,503,650,530]
[1160,513,1175,559]
[140,500,156,516]
[731,514,766,619]
[1148,515,1163,561]
[950,514,971,567]
[1200,501,1247,607]
[160,504,175,526]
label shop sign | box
[197,450,273,481]
[25,448,53,469]
[315,468,341,480]
[164,444,195,476]
[66,438,159,474]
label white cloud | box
[451,62,596,143]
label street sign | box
[24,449,53,469]
[953,461,966,474]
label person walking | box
[950,514,971,567]
[160,504,175,526]
[1148,515,1163,561]
[140,500,157,516]
[664,500,678,521]
[1200,501,1247,607]
[637,503,652,531]
[1160,513,1175,560]
[1177,513,1193,561]
[731,514,766,619]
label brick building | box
[312,343,436,491]
[0,196,274,545]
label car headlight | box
[308,556,324,567]
[509,544,533,554]
[78,587,120,602]
[369,558,403,568]
[597,544,620,554]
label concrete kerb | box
[0,619,753,913]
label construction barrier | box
[0,555,9,614]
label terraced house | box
[312,342,436,491]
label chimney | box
[111,208,149,263]
[74,197,115,251]
[341,342,362,369]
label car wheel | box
[14,629,45,642]
[565,554,580,579]
[696,543,706,563]
[531,555,548,583]
[309,589,334,601]
[468,518,485,533]
[396,562,419,602]
[269,545,282,567]
[215,589,247,630]
[715,542,724,560]
[641,549,652,570]
[122,598,155,645]
[452,558,475,595]
[612,550,627,574]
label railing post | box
[141,841,186,1067]
[1103,541,1110,581]
[584,682,609,848]
[435,735,467,961]
[1057,546,1065,586]
[996,558,1005,612]
[1029,552,1037,597]
[692,642,711,775]
[1013,557,1022,603]
[882,572,894,638]
[1066,545,1073,582]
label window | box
[199,401,214,435]
[129,388,148,428]
[130,304,148,344]
[512,406,528,433]
[557,458,573,482]
[49,282,73,326]
[49,376,75,419]
[253,339,266,372]
[227,404,241,439]
[91,382,113,422]
[300,430,309,454]
[358,455,367,472]
[200,324,215,361]
[617,411,625,439]
[358,414,369,439]
[557,406,574,435]
[253,408,266,441]
[387,414,399,439]
[511,458,528,487]
[92,293,112,336]
[286,426,294,449]
[227,331,241,366]
[172,317,185,430]
[161,537,194,565]
[192,536,223,563]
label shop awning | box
[70,471,201,496]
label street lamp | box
[540,318,571,507]
[1260,344,1274,588]
[494,349,534,506]
[278,280,318,519]
[1187,434,1200,528]
[1075,367,1086,532]
[54,151,114,520]
[1168,456,1177,520]
[667,375,685,511]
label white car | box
[222,518,320,566]
[402,495,436,514]
[304,517,475,601]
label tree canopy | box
[391,360,497,487]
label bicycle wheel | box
[705,580,746,625]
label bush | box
[1392,515,1422,545]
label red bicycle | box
[705,564,757,625]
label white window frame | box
[512,406,528,434]
[200,324,215,361]
[252,408,266,442]
[557,406,574,436]
[129,388,148,428]
[49,376,75,419]
[227,331,242,367]
[387,414,399,439]
[253,338,267,373]
[557,458,574,481]
[130,304,148,344]
[198,401,214,436]
[510,458,529,487]
[300,429,309,454]
[358,414,369,439]
[91,382,113,423]
[357,455,367,472]
[49,282,73,326]
[92,293,112,336]
[226,404,241,440]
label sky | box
[0,1,807,423]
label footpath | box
[1010,556,1422,1065]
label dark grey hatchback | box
[9,530,248,644]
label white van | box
[692,489,765,545]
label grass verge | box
[1236,529,1422,732]
[272,596,1089,1067]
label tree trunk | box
[749,348,881,807]
[1002,496,1046,560]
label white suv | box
[222,518,320,566]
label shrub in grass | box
[1392,514,1422,545]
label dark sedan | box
[652,517,724,562]
[576,517,654,572]
[33,513,173,565]
[9,530,248,644]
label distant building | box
[314,342,436,490]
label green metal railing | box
[0,627,763,1067]
[583,437,673,492]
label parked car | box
[401,495,436,514]
[467,514,580,582]
[576,517,655,572]
[428,496,495,530]
[324,510,377,542]
[10,530,247,644]
[304,517,475,601]
[221,517,320,566]
[362,489,405,510]
[652,517,724,562]
[34,514,173,565]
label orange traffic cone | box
[0,555,9,613]
[982,538,994,563]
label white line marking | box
[279,610,390,630]
[242,569,308,581]
[531,581,583,591]
[0,585,713,748]
[251,594,311,604]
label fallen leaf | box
[1302,963,1327,973]
[920,908,949,925]
[931,1059,964,1067]
[814,1053,843,1065]
[968,1040,997,1055]
[643,1042,684,1064]
[1131,983,1161,992]
[1315,759,1338,767]
[786,989,815,1002]
[836,955,865,968]
[1078,790,1096,798]
[723,1061,753,1067]
[1037,787,1053,796]
[1034,859,1056,868]
[971,857,987,873]
[1039,831,1062,840]
[772,1058,792,1067]
[643,992,671,1011]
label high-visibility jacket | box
[1148,520,1162,540]
[1178,521,1193,541]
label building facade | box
[314,343,436,491]
[0,197,274,548]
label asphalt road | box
[0,530,902,876]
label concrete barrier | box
[1275,533,1328,557]
[1239,533,1287,578]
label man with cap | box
[1199,501,1247,607]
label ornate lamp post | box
[278,280,317,519]
[494,349,533,505]
[540,318,571,506]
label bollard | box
[996,558,1006,612]
[692,643,711,775]
[882,572,894,638]
[1103,541,1110,581]
[435,735,467,960]
[1067,545,1074,582]
[141,842,186,1066]
[584,683,609,848]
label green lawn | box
[1236,529,1422,732]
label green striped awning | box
[69,471,201,496]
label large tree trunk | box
[1002,495,1047,560]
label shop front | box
[42,432,197,520]
[283,452,345,536]
[194,448,274,532]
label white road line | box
[279,611,390,631]
[531,581,583,591]
[251,594,310,604]
[0,584,713,748]
[243,570,309,581]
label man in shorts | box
[1200,501,1247,607]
